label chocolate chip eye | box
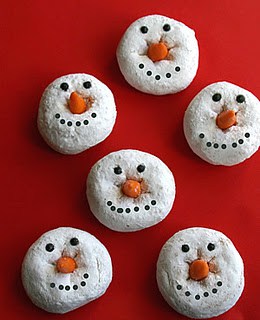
[163,24,171,31]
[212,93,222,102]
[182,244,190,252]
[236,94,245,103]
[140,26,148,34]
[207,243,215,251]
[114,166,122,175]
[70,238,79,246]
[137,164,145,173]
[45,243,54,252]
[83,81,91,89]
[60,82,69,91]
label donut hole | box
[208,259,219,273]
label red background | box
[1,1,260,319]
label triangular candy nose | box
[216,109,237,130]
[69,92,87,114]
[147,42,168,62]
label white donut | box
[21,227,112,314]
[86,149,175,232]
[116,14,199,95]
[38,73,117,154]
[184,81,260,165]
[157,227,244,319]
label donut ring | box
[157,227,244,319]
[184,81,260,165]
[117,14,199,95]
[22,227,112,313]
[86,149,175,232]
[37,73,117,154]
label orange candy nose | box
[122,179,141,198]
[216,110,237,130]
[147,42,168,62]
[189,259,209,281]
[56,256,77,274]
[69,92,87,114]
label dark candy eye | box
[83,81,91,89]
[236,94,245,103]
[207,243,215,251]
[60,82,69,91]
[137,164,145,173]
[70,238,79,246]
[182,244,190,252]
[45,243,54,252]
[114,166,122,175]
[212,93,222,102]
[140,26,148,34]
[163,24,171,31]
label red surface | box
[1,1,260,319]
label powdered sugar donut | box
[184,82,260,165]
[38,74,117,154]
[157,227,244,319]
[22,227,112,314]
[87,149,175,232]
[117,14,199,95]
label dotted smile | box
[54,112,97,127]
[106,199,157,214]
[50,273,89,292]
[199,132,251,149]
[176,280,223,301]
[138,63,181,81]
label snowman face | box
[184,82,260,165]
[157,227,244,319]
[87,150,175,232]
[22,227,112,314]
[38,73,116,154]
[117,14,199,95]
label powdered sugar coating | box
[22,227,112,314]
[157,227,244,319]
[117,14,199,95]
[87,149,175,232]
[38,74,117,154]
[184,81,260,165]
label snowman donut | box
[184,81,260,165]
[157,227,244,319]
[22,227,112,314]
[38,73,117,154]
[86,149,175,232]
[116,14,199,95]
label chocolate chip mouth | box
[138,62,180,81]
[54,112,97,127]
[199,132,251,149]
[175,280,223,300]
[49,272,89,291]
[106,199,157,216]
